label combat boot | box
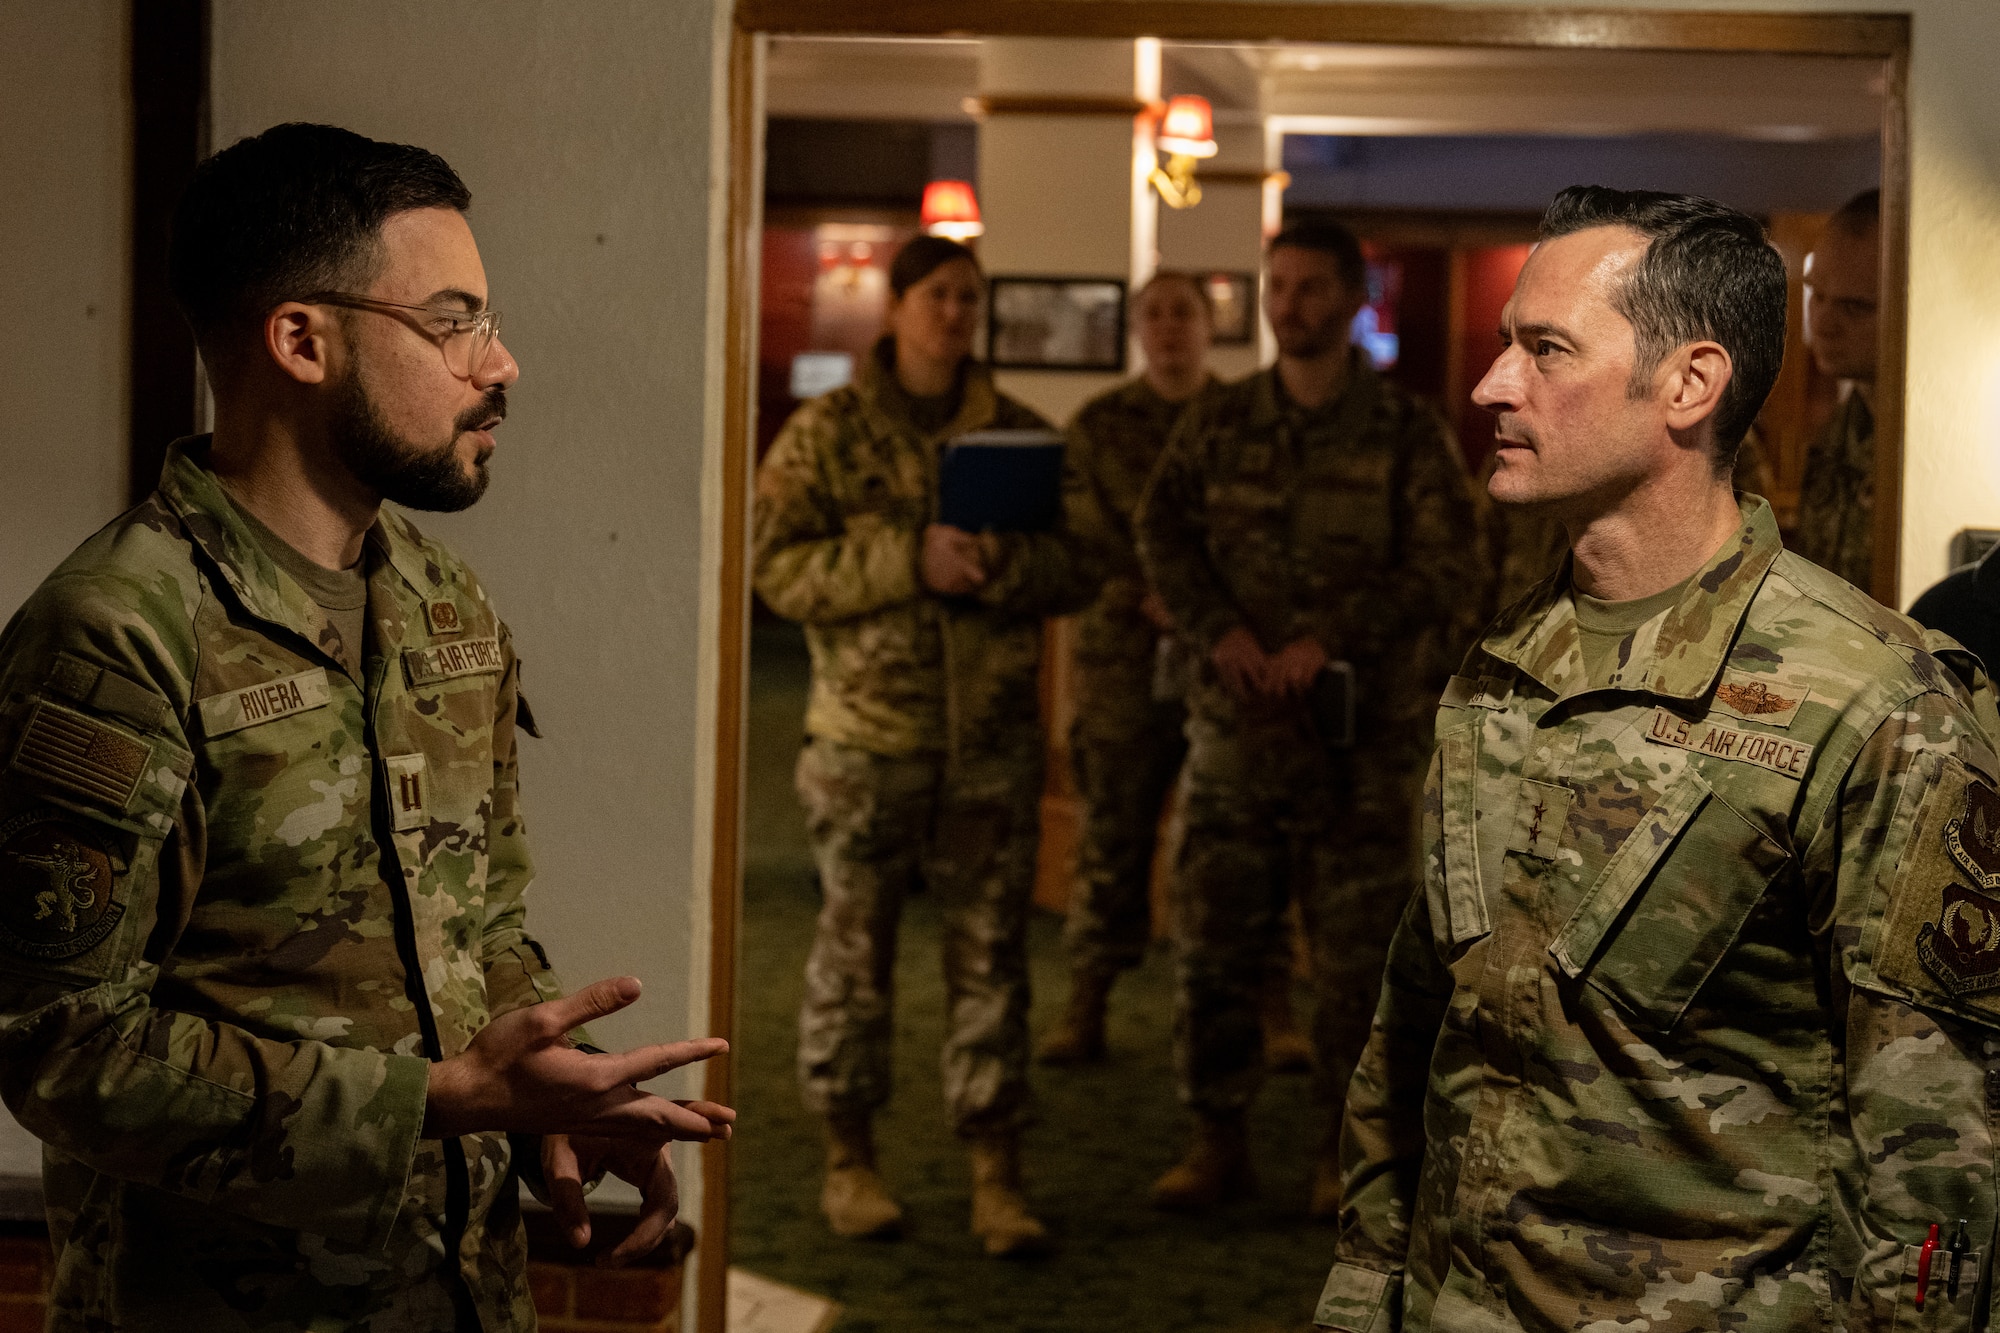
[1263,973,1313,1074]
[1036,969,1114,1065]
[1309,1121,1343,1220]
[1148,1112,1256,1212]
[820,1116,904,1239]
[968,1134,1052,1258]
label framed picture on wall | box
[1199,271,1257,345]
[987,276,1127,372]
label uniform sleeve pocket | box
[1550,770,1789,1032]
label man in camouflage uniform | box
[1039,271,1319,1067]
[1795,188,1881,594]
[754,236,1099,1255]
[0,124,731,1332]
[1318,187,1999,1333]
[1137,221,1479,1218]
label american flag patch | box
[9,702,152,811]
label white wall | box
[0,0,131,621]
[0,0,132,1182]
[208,0,732,1273]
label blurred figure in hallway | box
[752,236,1098,1257]
[1137,220,1480,1219]
[1795,188,1881,592]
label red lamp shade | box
[921,179,984,240]
[1158,94,1217,158]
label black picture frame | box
[987,276,1127,372]
[1198,271,1257,345]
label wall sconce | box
[1150,94,1217,209]
[921,179,984,240]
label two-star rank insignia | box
[1918,782,2000,994]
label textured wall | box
[0,1,130,623]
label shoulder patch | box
[0,809,124,961]
[1876,764,2000,1018]
[9,702,152,810]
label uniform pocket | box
[1424,719,1492,956]
[1550,769,1789,1032]
[1890,1242,1981,1332]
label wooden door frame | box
[702,4,1911,1328]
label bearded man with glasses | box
[0,122,733,1332]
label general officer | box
[1137,219,1480,1218]
[754,236,1099,1256]
[0,124,733,1333]
[1319,187,2000,1333]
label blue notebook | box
[938,429,1066,532]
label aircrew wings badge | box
[1918,782,2000,995]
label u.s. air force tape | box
[402,637,503,686]
[199,668,331,737]
[1646,706,1815,778]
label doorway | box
[700,8,1910,1331]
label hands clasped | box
[424,976,737,1266]
[1211,626,1327,702]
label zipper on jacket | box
[364,650,473,1284]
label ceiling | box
[764,35,1884,142]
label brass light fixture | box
[1149,94,1218,209]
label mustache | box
[455,389,508,435]
[1492,414,1537,449]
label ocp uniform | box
[0,438,562,1331]
[1063,376,1206,978]
[753,345,1100,1135]
[1137,355,1480,1116]
[1320,498,2000,1332]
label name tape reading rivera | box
[200,668,331,736]
[1647,707,1815,777]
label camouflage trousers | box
[1173,710,1428,1117]
[795,736,1042,1136]
[1063,687,1188,977]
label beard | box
[330,370,502,513]
[1271,315,1346,360]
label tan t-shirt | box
[224,495,370,680]
[1574,575,1692,689]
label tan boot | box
[820,1116,904,1239]
[1149,1113,1256,1212]
[968,1135,1052,1258]
[1036,969,1113,1065]
[1262,973,1313,1074]
[1309,1122,1343,1221]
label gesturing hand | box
[921,523,988,595]
[423,976,733,1142]
[1210,625,1270,700]
[543,1132,722,1267]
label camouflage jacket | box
[0,439,562,1331]
[753,341,1100,758]
[1136,355,1480,727]
[1068,376,1206,699]
[1796,389,1876,595]
[1318,497,2000,1333]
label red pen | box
[1916,1222,1940,1310]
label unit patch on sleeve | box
[198,667,332,737]
[8,701,153,811]
[0,809,123,961]
[402,637,503,686]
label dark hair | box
[1539,185,1787,464]
[1828,187,1881,237]
[169,122,471,359]
[888,235,980,298]
[1267,218,1366,293]
[1136,269,1213,317]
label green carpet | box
[733,622,1334,1333]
